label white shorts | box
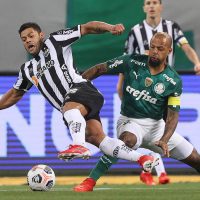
[117,115,193,160]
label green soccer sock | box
[89,154,118,181]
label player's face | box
[143,0,162,19]
[148,37,171,67]
[20,28,44,56]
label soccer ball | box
[27,164,55,191]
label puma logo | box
[133,71,140,79]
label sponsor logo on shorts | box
[122,120,131,126]
[69,88,78,94]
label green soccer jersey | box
[106,54,182,120]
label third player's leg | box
[180,148,200,173]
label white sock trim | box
[99,136,142,162]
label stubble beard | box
[148,57,161,68]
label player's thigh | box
[169,134,194,160]
[117,116,144,149]
[141,119,165,154]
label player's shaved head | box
[151,32,172,48]
[144,0,162,4]
[148,32,172,68]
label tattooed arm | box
[82,62,108,80]
[0,88,25,110]
[80,21,125,36]
[155,108,179,157]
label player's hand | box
[110,24,125,35]
[194,64,200,75]
[155,140,170,157]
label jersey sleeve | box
[49,25,81,47]
[13,64,33,92]
[106,55,130,74]
[173,22,189,47]
[167,80,182,112]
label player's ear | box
[168,47,172,54]
[143,5,147,14]
[40,32,45,40]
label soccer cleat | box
[58,145,91,161]
[138,155,159,172]
[73,178,96,192]
[158,172,170,184]
[140,171,156,186]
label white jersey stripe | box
[45,39,70,93]
[166,20,174,66]
[38,53,64,103]
[134,24,145,54]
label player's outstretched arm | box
[0,88,25,110]
[80,21,125,36]
[155,108,179,157]
[82,62,108,80]
[181,43,200,75]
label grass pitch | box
[0,183,199,200]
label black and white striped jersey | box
[13,25,87,111]
[124,18,189,66]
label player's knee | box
[85,131,96,144]
[85,129,104,147]
[119,132,137,148]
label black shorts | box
[63,81,104,121]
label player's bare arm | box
[81,21,125,36]
[155,108,179,157]
[0,88,25,110]
[82,62,108,80]
[181,43,200,75]
[116,73,125,100]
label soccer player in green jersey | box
[74,32,200,192]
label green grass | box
[0,183,199,200]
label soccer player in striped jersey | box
[0,21,158,173]
[124,0,200,68]
[117,0,200,185]
[74,32,200,192]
